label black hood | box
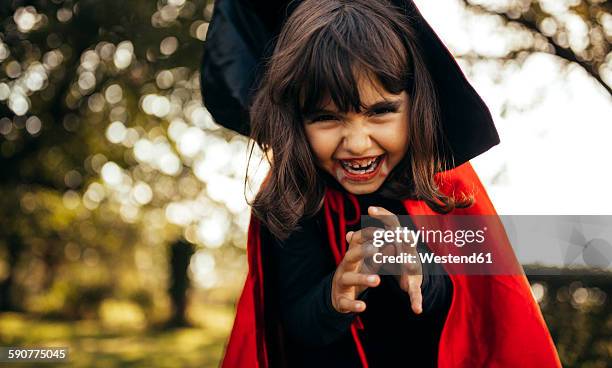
[200,0,500,168]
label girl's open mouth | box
[337,154,386,181]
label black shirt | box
[266,191,453,368]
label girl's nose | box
[343,127,372,156]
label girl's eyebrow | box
[363,99,402,113]
[303,99,402,120]
[302,108,339,120]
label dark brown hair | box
[247,0,472,240]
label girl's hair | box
[248,0,472,240]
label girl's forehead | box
[316,73,404,112]
[358,74,401,102]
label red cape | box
[221,162,561,367]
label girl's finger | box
[336,296,366,314]
[343,242,376,265]
[346,229,366,247]
[402,257,422,275]
[345,231,354,243]
[401,274,423,315]
[347,227,379,247]
[339,272,380,288]
[368,206,402,229]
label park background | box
[0,0,611,367]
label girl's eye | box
[371,107,397,116]
[310,114,339,123]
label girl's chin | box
[339,180,385,195]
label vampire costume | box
[200,1,562,367]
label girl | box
[201,0,562,367]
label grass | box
[0,303,233,368]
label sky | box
[415,0,612,216]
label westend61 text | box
[372,252,494,264]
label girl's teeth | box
[350,159,374,167]
[344,157,376,168]
[340,156,381,174]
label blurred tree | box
[525,267,612,368]
[0,233,23,311]
[167,238,195,327]
[459,0,612,96]
[0,0,255,323]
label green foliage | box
[527,271,612,367]
[0,0,250,319]
[460,0,611,96]
[0,308,232,367]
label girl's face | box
[303,76,410,195]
